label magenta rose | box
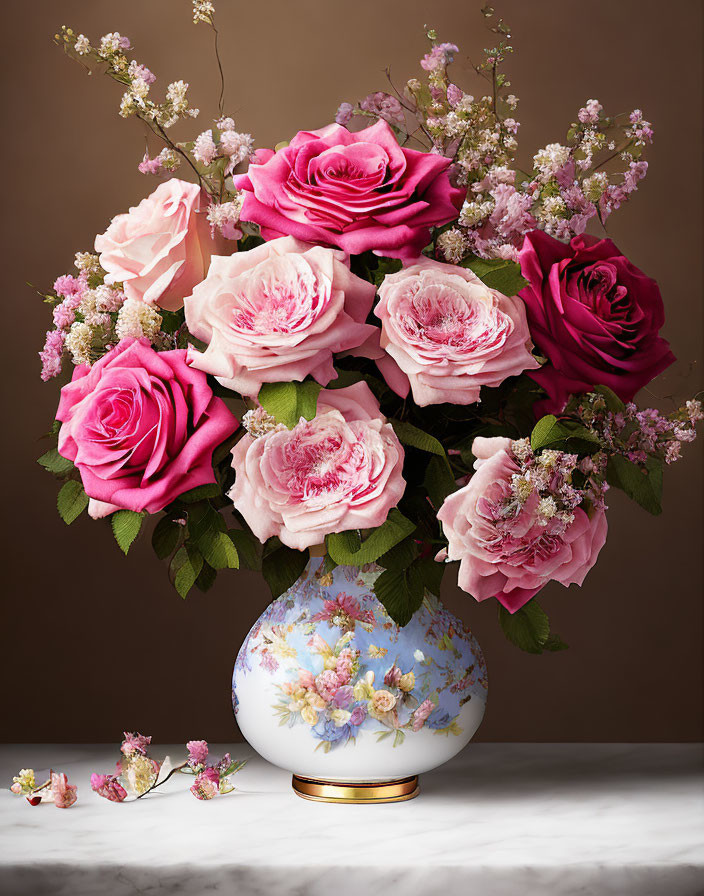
[374,258,539,405]
[95,179,230,311]
[56,338,237,518]
[437,437,607,613]
[184,236,377,398]
[233,121,464,261]
[228,382,405,550]
[519,231,675,414]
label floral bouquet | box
[38,4,700,653]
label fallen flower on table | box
[89,733,247,802]
[10,768,78,808]
[90,773,127,803]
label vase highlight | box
[233,558,487,801]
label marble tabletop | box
[0,743,702,896]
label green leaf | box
[424,454,457,509]
[326,509,416,566]
[371,256,403,286]
[378,537,418,571]
[57,480,89,525]
[461,256,528,296]
[415,555,445,596]
[593,384,626,413]
[37,447,74,476]
[498,600,551,654]
[390,419,446,456]
[606,454,663,515]
[262,542,309,598]
[152,517,182,560]
[258,380,322,429]
[177,483,222,504]
[171,545,204,599]
[531,415,601,454]
[200,530,239,570]
[111,510,145,555]
[373,564,425,626]
[195,561,217,593]
[228,529,262,571]
[543,633,569,651]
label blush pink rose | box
[374,258,539,405]
[518,231,675,414]
[56,338,237,518]
[233,121,464,261]
[184,236,377,398]
[228,382,405,550]
[437,437,607,613]
[95,179,230,311]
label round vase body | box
[233,559,487,783]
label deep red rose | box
[518,231,675,414]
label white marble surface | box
[0,743,702,895]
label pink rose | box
[95,179,230,311]
[233,121,464,260]
[374,258,539,405]
[228,382,405,550]
[56,339,237,518]
[184,236,377,398]
[437,437,607,613]
[519,231,675,414]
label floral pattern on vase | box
[233,559,487,756]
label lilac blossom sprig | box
[39,252,173,379]
[575,394,703,467]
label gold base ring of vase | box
[291,773,420,803]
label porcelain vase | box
[232,558,487,802]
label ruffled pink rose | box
[519,231,675,414]
[56,339,237,518]
[184,236,377,398]
[228,382,405,550]
[374,258,539,405]
[95,179,230,311]
[233,121,464,261]
[437,437,607,613]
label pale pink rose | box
[184,236,377,398]
[228,382,405,550]
[437,437,608,613]
[233,121,464,261]
[374,259,538,406]
[56,339,237,518]
[315,669,342,702]
[95,179,230,311]
[51,772,78,809]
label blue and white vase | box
[232,558,487,802]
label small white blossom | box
[74,251,100,273]
[65,321,93,365]
[533,142,570,177]
[116,298,162,341]
[243,407,282,439]
[193,129,218,165]
[436,228,467,264]
[74,34,90,55]
[193,0,215,24]
[219,130,254,168]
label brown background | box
[1,0,701,744]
